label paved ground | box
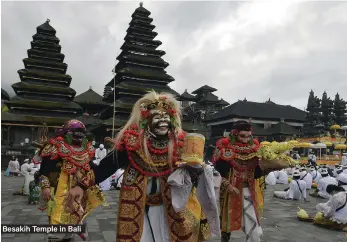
[1,174,346,242]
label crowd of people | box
[6,156,41,203]
[267,160,347,231]
[3,91,346,242]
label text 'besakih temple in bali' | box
[1,3,347,167]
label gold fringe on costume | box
[116,166,210,242]
[49,169,105,225]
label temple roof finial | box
[47,18,50,23]
[140,2,143,7]
[89,86,92,90]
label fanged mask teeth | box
[158,123,168,127]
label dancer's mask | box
[232,121,252,144]
[63,119,86,144]
[139,94,179,138]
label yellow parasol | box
[323,141,333,147]
[329,124,341,130]
[335,144,347,150]
[298,142,312,148]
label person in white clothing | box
[16,159,34,195]
[310,166,322,183]
[336,173,347,190]
[8,156,20,176]
[310,169,338,199]
[341,153,347,166]
[309,152,317,166]
[94,144,107,166]
[265,171,278,185]
[274,171,308,201]
[285,165,295,176]
[333,164,341,177]
[292,152,300,161]
[300,167,313,189]
[276,170,289,184]
[94,144,112,191]
[335,167,344,176]
[112,167,125,190]
[342,165,347,174]
[314,185,347,231]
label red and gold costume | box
[213,121,293,242]
[38,120,105,241]
[86,92,211,242]
[213,136,264,233]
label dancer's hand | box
[42,188,52,201]
[65,186,84,213]
[228,185,240,196]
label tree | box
[320,91,334,128]
[303,90,322,137]
[333,93,347,125]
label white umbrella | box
[312,143,327,160]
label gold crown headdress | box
[138,93,180,129]
[140,96,174,113]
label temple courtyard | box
[1,174,346,242]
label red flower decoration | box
[167,109,177,116]
[159,96,167,100]
[178,132,185,140]
[221,138,229,145]
[232,129,239,135]
[141,110,150,118]
[130,124,138,130]
[178,141,184,148]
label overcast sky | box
[2,1,347,110]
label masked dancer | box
[66,91,215,242]
[212,120,294,242]
[38,120,105,242]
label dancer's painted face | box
[237,131,252,143]
[67,128,86,144]
[150,111,171,137]
[64,120,86,145]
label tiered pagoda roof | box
[216,99,230,107]
[1,88,10,101]
[3,19,82,124]
[192,85,221,105]
[74,87,109,108]
[192,85,217,95]
[102,3,178,128]
[178,89,196,101]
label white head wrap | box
[320,169,328,175]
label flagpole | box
[112,61,116,139]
